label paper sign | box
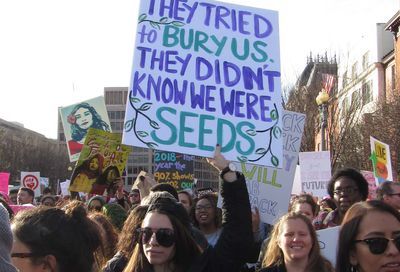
[60,180,71,196]
[370,136,392,184]
[233,110,305,224]
[123,0,283,168]
[291,165,301,195]
[154,151,194,190]
[0,172,10,194]
[59,96,112,162]
[317,226,340,267]
[20,172,41,196]
[299,151,331,198]
[40,177,49,187]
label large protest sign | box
[60,96,112,162]
[123,0,283,168]
[370,136,393,184]
[154,151,195,190]
[299,151,331,198]
[0,172,10,194]
[21,171,41,196]
[291,165,301,195]
[69,128,130,195]
[317,226,339,267]
[232,110,305,224]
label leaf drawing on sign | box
[138,13,186,28]
[124,91,159,148]
[245,103,281,166]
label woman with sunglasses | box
[337,200,400,272]
[122,144,252,272]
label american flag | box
[321,73,336,95]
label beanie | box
[102,203,127,231]
[0,204,18,272]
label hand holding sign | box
[207,145,236,182]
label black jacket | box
[187,172,253,272]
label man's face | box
[384,185,400,210]
[9,192,17,205]
[17,190,33,205]
[129,191,140,205]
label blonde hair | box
[262,212,333,272]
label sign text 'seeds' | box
[123,0,283,167]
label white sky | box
[0,0,398,139]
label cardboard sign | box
[317,226,340,267]
[291,165,301,195]
[123,0,283,168]
[69,129,130,194]
[370,136,393,184]
[0,172,10,194]
[154,151,194,190]
[299,151,331,198]
[59,96,112,162]
[233,110,305,224]
[20,171,41,196]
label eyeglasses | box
[137,228,175,247]
[11,252,37,258]
[354,237,400,255]
[195,205,213,211]
[333,187,358,196]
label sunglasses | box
[137,228,175,247]
[354,236,400,254]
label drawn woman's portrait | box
[60,97,111,161]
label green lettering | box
[236,121,255,155]
[251,41,268,62]
[198,114,215,151]
[163,26,180,47]
[194,31,213,53]
[179,111,197,148]
[217,119,236,152]
[151,107,177,144]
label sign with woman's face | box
[59,96,111,162]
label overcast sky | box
[0,0,398,139]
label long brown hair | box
[262,212,332,272]
[123,209,201,272]
[117,205,148,259]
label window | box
[362,81,372,105]
[362,52,369,70]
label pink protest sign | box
[361,170,377,200]
[0,172,10,194]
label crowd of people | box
[1,148,400,272]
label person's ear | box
[42,254,57,272]
[349,249,358,267]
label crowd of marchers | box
[1,148,400,272]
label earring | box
[351,265,357,272]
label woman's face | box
[11,238,45,272]
[351,210,400,272]
[195,198,216,226]
[333,177,362,215]
[141,212,175,267]
[292,203,314,221]
[89,158,99,171]
[278,218,313,263]
[107,169,117,182]
[89,199,103,212]
[74,107,93,130]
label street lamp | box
[315,89,329,151]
